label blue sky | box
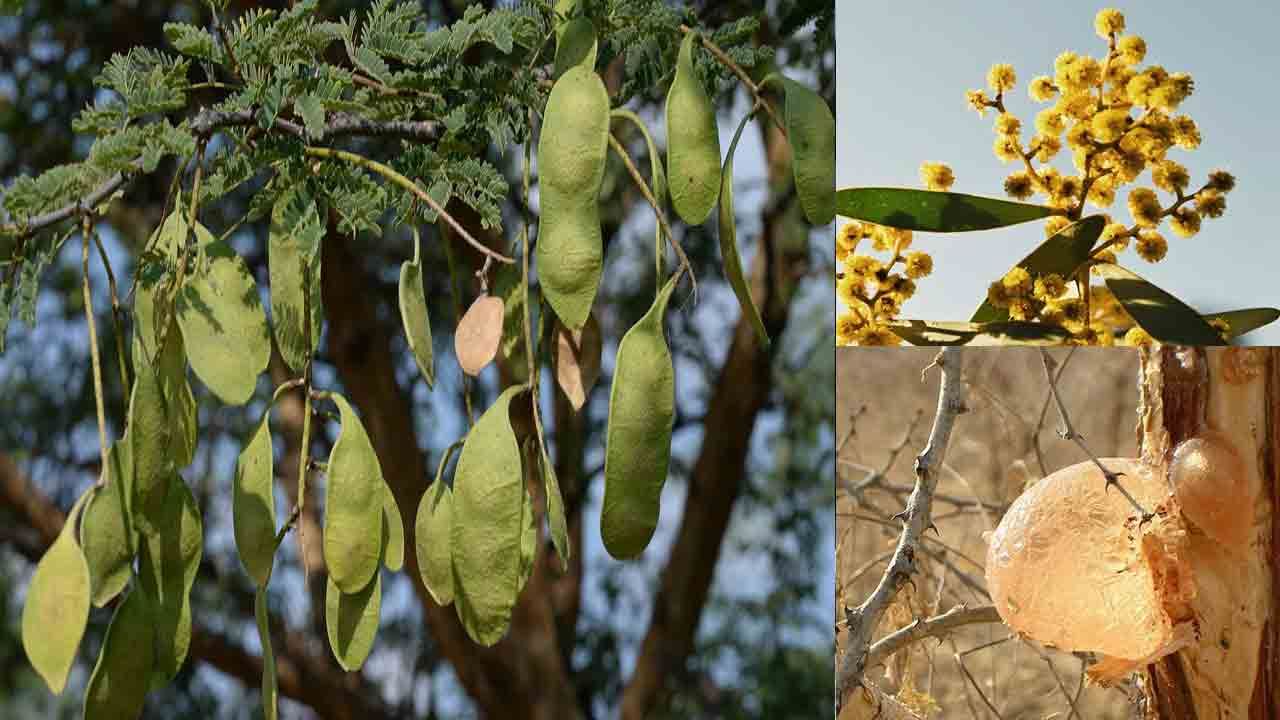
[837,1,1280,344]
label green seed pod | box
[234,411,276,587]
[382,486,405,572]
[540,443,571,569]
[137,476,202,685]
[129,361,173,530]
[84,588,154,720]
[554,16,597,78]
[780,77,836,226]
[537,64,609,331]
[601,275,679,559]
[176,222,272,406]
[22,492,91,695]
[324,394,386,594]
[269,185,324,373]
[450,385,529,645]
[81,443,134,607]
[325,571,382,672]
[415,470,455,606]
[666,32,722,226]
[398,228,435,388]
[719,111,770,347]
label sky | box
[837,1,1280,344]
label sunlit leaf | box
[836,188,1056,232]
[1093,264,1225,345]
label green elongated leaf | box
[325,571,382,672]
[80,443,134,607]
[887,320,1074,346]
[398,229,435,388]
[84,588,154,720]
[1203,308,1280,340]
[324,394,386,594]
[779,77,836,226]
[451,385,528,645]
[234,411,276,587]
[382,487,404,572]
[129,361,172,529]
[601,275,678,559]
[415,444,458,606]
[553,16,596,77]
[176,221,271,405]
[255,588,278,720]
[269,186,324,373]
[666,32,721,226]
[1093,264,1226,345]
[537,64,608,331]
[718,110,769,348]
[836,188,1057,232]
[137,476,202,685]
[540,444,570,570]
[21,492,91,695]
[970,215,1107,322]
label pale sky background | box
[837,1,1280,344]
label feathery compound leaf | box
[1202,308,1280,340]
[255,588,278,720]
[970,215,1107,323]
[718,110,769,347]
[415,445,459,606]
[324,394,386,594]
[269,186,324,373]
[398,229,435,388]
[836,188,1057,232]
[80,444,134,607]
[451,385,528,645]
[137,476,202,685]
[84,589,154,720]
[325,571,382,672]
[1093,264,1226,345]
[176,222,271,405]
[21,492,91,695]
[601,275,678,559]
[666,32,721,226]
[778,76,835,226]
[234,411,276,587]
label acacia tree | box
[0,1,836,717]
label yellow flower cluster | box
[957,8,1240,344]
[835,217,934,346]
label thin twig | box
[954,651,1007,719]
[90,229,130,395]
[81,214,110,491]
[1039,349,1151,521]
[837,347,967,711]
[606,133,695,299]
[865,605,1001,670]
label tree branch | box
[836,347,966,712]
[864,604,1001,671]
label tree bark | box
[1137,347,1278,719]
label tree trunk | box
[1137,347,1279,719]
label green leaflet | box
[269,185,324,373]
[382,486,404,572]
[234,410,276,587]
[324,394,386,594]
[176,221,271,405]
[129,359,173,529]
[666,32,721,226]
[601,275,678,559]
[325,570,382,672]
[835,188,1057,232]
[718,110,769,347]
[1094,264,1226,345]
[80,442,134,607]
[540,443,570,570]
[21,492,91,695]
[1203,308,1280,340]
[397,229,435,388]
[255,587,278,720]
[887,319,1073,346]
[970,215,1106,323]
[450,385,528,645]
[553,16,596,78]
[415,445,458,606]
[84,588,154,720]
[536,64,609,331]
[779,76,836,226]
[137,475,202,685]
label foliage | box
[834,7,1278,347]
